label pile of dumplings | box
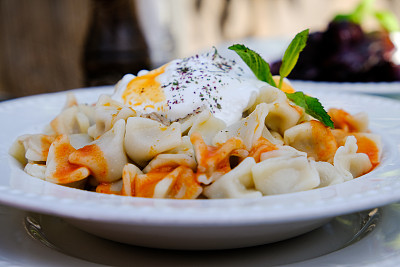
[10,85,382,199]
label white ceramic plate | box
[1,87,400,250]
[216,37,400,95]
[1,202,397,267]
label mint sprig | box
[279,29,309,88]
[286,92,334,128]
[229,30,334,128]
[228,44,277,88]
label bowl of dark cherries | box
[271,0,400,83]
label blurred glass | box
[83,0,150,86]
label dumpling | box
[191,132,245,185]
[248,137,278,163]
[188,110,226,145]
[124,117,182,167]
[122,163,171,198]
[203,157,262,199]
[166,166,202,199]
[121,163,141,196]
[63,93,79,108]
[252,149,320,195]
[328,108,369,132]
[9,134,55,164]
[213,103,277,150]
[263,128,284,146]
[142,153,197,173]
[49,103,95,135]
[165,135,194,156]
[333,136,372,178]
[176,112,201,134]
[69,119,128,183]
[311,160,350,187]
[68,134,94,150]
[121,164,202,199]
[284,120,338,162]
[352,133,381,167]
[247,86,305,134]
[24,163,46,180]
[332,130,381,168]
[45,134,90,184]
[96,179,124,195]
[137,167,187,198]
[259,145,306,161]
[88,94,136,139]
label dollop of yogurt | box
[112,49,269,125]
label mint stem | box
[278,77,283,89]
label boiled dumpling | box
[121,164,202,199]
[24,163,46,180]
[125,117,182,167]
[188,110,226,145]
[69,119,128,183]
[332,130,381,168]
[165,135,194,157]
[143,153,197,173]
[9,134,55,164]
[191,132,245,185]
[259,145,306,161]
[68,134,94,150]
[247,86,305,134]
[49,104,94,135]
[328,108,369,132]
[284,120,338,162]
[45,134,90,184]
[213,103,277,150]
[311,160,350,187]
[333,136,372,178]
[88,94,136,139]
[252,149,320,195]
[203,157,262,199]
[120,163,140,196]
[96,179,124,195]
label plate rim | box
[1,86,400,226]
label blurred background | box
[0,0,399,100]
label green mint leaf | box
[286,92,334,128]
[228,44,277,88]
[375,10,400,32]
[229,31,334,128]
[279,29,309,80]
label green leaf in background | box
[333,14,353,22]
[375,11,400,32]
[285,92,334,128]
[350,0,375,24]
[228,44,277,88]
[279,29,309,88]
[333,0,400,32]
[334,0,375,24]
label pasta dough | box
[10,49,382,199]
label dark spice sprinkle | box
[160,49,246,114]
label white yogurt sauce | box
[112,49,269,126]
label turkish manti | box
[10,49,382,199]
